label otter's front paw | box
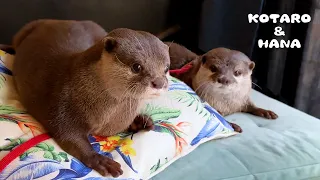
[251,108,278,119]
[128,115,154,133]
[228,122,242,133]
[84,154,123,177]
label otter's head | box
[193,48,255,93]
[98,28,170,99]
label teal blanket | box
[152,90,320,180]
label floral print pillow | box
[0,50,237,180]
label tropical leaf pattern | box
[154,120,189,155]
[0,51,235,180]
[191,115,221,146]
[0,138,26,151]
[168,76,235,146]
[143,104,181,121]
[0,50,12,89]
[0,156,94,180]
[21,143,69,162]
[150,157,169,174]
[0,50,12,76]
[0,138,69,162]
[0,105,44,136]
[143,104,190,155]
[169,91,209,118]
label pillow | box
[0,50,237,180]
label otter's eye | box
[164,66,169,73]
[132,63,142,73]
[210,66,218,73]
[234,70,242,76]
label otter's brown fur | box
[165,42,198,70]
[167,43,278,122]
[13,19,170,177]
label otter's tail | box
[156,25,181,40]
[164,41,199,70]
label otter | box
[13,19,170,177]
[166,43,278,131]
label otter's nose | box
[217,77,230,85]
[151,78,165,89]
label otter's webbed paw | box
[128,114,154,133]
[251,108,278,119]
[228,121,242,133]
[83,153,123,177]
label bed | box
[152,90,320,180]
[1,47,320,180]
[0,50,320,180]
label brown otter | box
[13,19,170,177]
[166,43,278,131]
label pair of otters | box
[10,20,277,178]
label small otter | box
[166,43,278,131]
[13,20,170,177]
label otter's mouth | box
[147,93,161,99]
[218,84,229,88]
[145,86,168,99]
[212,82,234,89]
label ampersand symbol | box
[274,26,285,36]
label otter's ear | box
[104,38,118,52]
[249,61,255,70]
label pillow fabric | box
[0,50,237,180]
